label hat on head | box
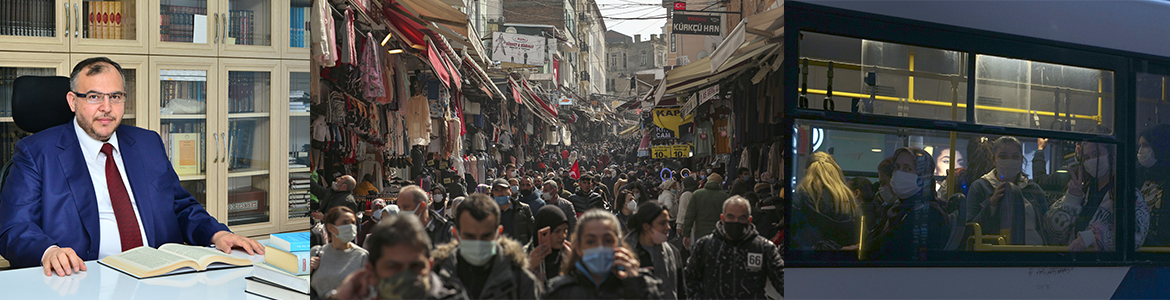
[534,206,569,234]
[707,173,724,184]
[492,178,510,189]
[659,179,677,190]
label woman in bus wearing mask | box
[1138,124,1170,246]
[871,147,950,258]
[543,209,664,299]
[966,136,1050,245]
[791,152,862,251]
[625,201,685,299]
[1044,126,1149,251]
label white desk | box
[0,261,265,300]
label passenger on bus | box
[791,152,862,250]
[869,148,949,258]
[1042,126,1149,251]
[966,136,1050,245]
[1138,124,1170,246]
[932,147,965,195]
[939,137,993,200]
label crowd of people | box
[791,124,1167,258]
[306,145,786,299]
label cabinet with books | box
[73,0,150,54]
[0,0,70,52]
[220,58,278,234]
[149,56,220,220]
[280,60,310,232]
[281,0,311,59]
[151,0,280,59]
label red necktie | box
[101,143,143,251]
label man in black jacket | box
[432,194,541,299]
[309,174,359,221]
[685,196,784,299]
[569,174,607,215]
[492,178,536,249]
[397,185,455,247]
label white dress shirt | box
[44,120,150,262]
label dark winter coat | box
[682,181,730,239]
[684,221,784,299]
[548,196,579,239]
[625,232,686,299]
[427,210,456,247]
[569,188,606,214]
[791,190,859,250]
[543,261,665,299]
[432,237,542,299]
[505,199,536,249]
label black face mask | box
[724,222,749,241]
[521,189,534,197]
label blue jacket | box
[0,121,229,268]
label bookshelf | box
[280,60,310,232]
[150,0,280,59]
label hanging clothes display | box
[310,0,337,67]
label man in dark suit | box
[0,57,264,277]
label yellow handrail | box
[805,88,1101,122]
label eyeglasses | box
[71,91,127,104]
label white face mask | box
[459,238,498,267]
[333,224,357,243]
[1084,157,1111,179]
[996,158,1023,181]
[891,170,922,199]
[541,192,554,201]
[627,199,638,212]
[1139,146,1157,168]
[650,228,668,245]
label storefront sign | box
[699,85,720,103]
[652,126,676,140]
[558,96,573,105]
[681,93,698,118]
[651,144,692,159]
[491,32,546,66]
[672,14,721,36]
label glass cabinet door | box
[149,56,219,216]
[150,0,218,56]
[0,0,70,52]
[282,0,310,59]
[220,58,278,230]
[72,0,150,54]
[0,54,71,168]
[218,0,278,58]
[283,61,310,230]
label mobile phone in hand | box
[538,227,551,249]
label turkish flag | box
[673,2,686,10]
[569,161,581,180]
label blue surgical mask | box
[579,246,614,277]
[494,196,511,206]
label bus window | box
[974,55,1115,134]
[1136,73,1170,250]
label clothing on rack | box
[311,0,337,67]
[361,32,385,100]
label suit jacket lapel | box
[57,124,99,256]
[116,128,156,247]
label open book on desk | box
[99,244,260,279]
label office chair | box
[0,76,76,196]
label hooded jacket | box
[682,180,730,239]
[432,237,542,299]
[966,170,1050,245]
[685,221,784,299]
[543,258,665,299]
[625,231,686,300]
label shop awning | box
[391,0,467,27]
[745,4,784,40]
[462,52,505,100]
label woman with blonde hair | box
[791,151,862,250]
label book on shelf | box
[290,184,310,189]
[245,276,309,300]
[170,133,199,176]
[252,262,310,294]
[263,241,310,275]
[113,1,122,40]
[269,232,309,252]
[97,244,254,279]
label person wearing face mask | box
[966,137,1050,245]
[518,177,547,213]
[492,178,537,249]
[570,174,607,216]
[431,185,450,217]
[1043,126,1150,251]
[1138,124,1170,246]
[617,183,649,234]
[674,178,699,239]
[362,205,400,249]
[626,201,686,299]
[682,173,729,250]
[528,206,574,286]
[791,152,862,250]
[685,196,784,299]
[431,194,541,299]
[397,185,454,248]
[311,207,370,297]
[657,179,679,229]
[356,199,387,247]
[543,209,665,299]
[543,180,579,241]
[870,147,950,258]
[327,214,466,300]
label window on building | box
[623,53,627,68]
[642,50,647,66]
[671,34,676,52]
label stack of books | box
[289,173,312,219]
[246,232,310,299]
[289,6,310,48]
[87,1,123,40]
